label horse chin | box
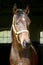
[20,43,25,48]
[21,42,27,48]
[20,41,25,48]
[21,44,26,48]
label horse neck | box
[12,33,22,51]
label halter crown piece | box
[11,15,29,43]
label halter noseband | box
[11,15,29,43]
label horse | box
[10,4,38,65]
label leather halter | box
[11,15,29,43]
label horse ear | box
[13,3,18,14]
[24,5,30,15]
[28,18,31,26]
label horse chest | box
[10,46,31,65]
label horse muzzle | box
[21,40,31,48]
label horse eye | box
[16,22,19,25]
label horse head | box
[11,4,31,48]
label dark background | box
[0,0,43,65]
[0,0,43,41]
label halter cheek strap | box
[12,24,29,35]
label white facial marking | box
[22,18,25,21]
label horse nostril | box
[26,41,31,47]
[26,43,29,47]
[23,40,31,48]
[22,40,31,48]
[23,40,27,48]
[23,42,26,46]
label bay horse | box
[10,5,38,65]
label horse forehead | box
[16,13,29,23]
[14,9,30,25]
[16,9,28,20]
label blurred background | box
[0,0,43,65]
